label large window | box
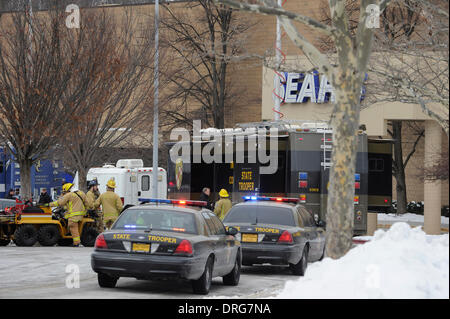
[297,207,315,227]
[223,205,296,227]
[114,209,197,234]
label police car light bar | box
[138,198,207,207]
[243,196,299,203]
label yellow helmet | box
[62,183,74,192]
[106,179,116,189]
[219,189,229,198]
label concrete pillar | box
[367,212,378,236]
[424,120,442,235]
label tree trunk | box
[19,158,33,200]
[77,166,88,193]
[392,121,408,214]
[214,104,225,129]
[325,70,362,259]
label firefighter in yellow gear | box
[86,179,103,233]
[214,189,232,220]
[94,179,123,230]
[48,183,92,246]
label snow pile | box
[276,222,449,299]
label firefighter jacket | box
[94,190,123,220]
[214,198,232,220]
[86,190,100,207]
[50,190,92,219]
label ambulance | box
[73,159,167,206]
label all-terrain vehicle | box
[0,199,99,247]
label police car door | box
[210,213,235,271]
[298,207,321,260]
[202,212,227,275]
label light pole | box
[274,0,282,121]
[152,0,159,199]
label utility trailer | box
[73,159,168,206]
[166,121,392,235]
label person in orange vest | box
[94,179,123,230]
[46,183,92,247]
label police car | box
[222,196,326,276]
[91,199,241,294]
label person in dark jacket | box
[199,187,213,210]
[5,189,16,200]
[38,188,52,204]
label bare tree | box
[58,9,156,192]
[367,0,449,136]
[388,121,424,214]
[159,0,254,130]
[215,0,391,258]
[320,0,435,214]
[0,5,90,199]
[422,147,449,181]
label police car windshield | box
[113,209,198,234]
[223,205,295,227]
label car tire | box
[290,244,309,276]
[81,226,99,247]
[13,225,38,247]
[38,225,60,246]
[98,273,118,288]
[223,253,241,286]
[318,246,326,261]
[192,256,213,295]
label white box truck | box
[73,159,167,206]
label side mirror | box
[317,220,326,228]
[226,226,239,236]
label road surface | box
[0,245,296,299]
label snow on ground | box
[276,222,449,299]
[378,213,449,225]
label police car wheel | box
[192,256,213,295]
[290,244,309,276]
[222,254,241,286]
[97,273,118,288]
[319,246,326,261]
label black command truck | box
[166,121,392,236]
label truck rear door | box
[137,169,167,200]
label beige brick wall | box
[2,2,447,208]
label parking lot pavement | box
[0,245,291,299]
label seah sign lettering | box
[273,71,366,104]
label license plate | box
[132,243,150,253]
[241,233,258,243]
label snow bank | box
[276,222,449,299]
